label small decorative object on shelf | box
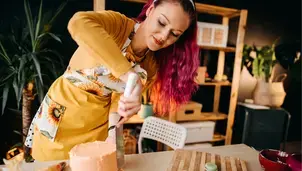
[138,103,153,119]
[195,66,207,84]
[138,89,153,119]
[213,74,228,82]
[197,21,229,48]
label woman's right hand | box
[117,71,143,127]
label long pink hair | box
[137,0,200,116]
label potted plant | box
[0,0,67,161]
[244,41,287,107]
[138,89,153,119]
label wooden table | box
[3,144,262,171]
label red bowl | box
[259,149,291,171]
[287,153,302,171]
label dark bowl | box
[287,153,302,171]
[259,149,291,171]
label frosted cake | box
[69,141,118,171]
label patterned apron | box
[24,23,148,160]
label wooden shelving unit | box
[199,45,236,52]
[94,0,248,146]
[125,111,228,124]
[211,134,226,142]
[200,81,232,86]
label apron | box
[24,23,148,161]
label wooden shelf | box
[211,133,226,142]
[199,45,236,52]
[176,112,228,122]
[200,112,228,120]
[195,3,241,18]
[121,0,146,4]
[185,134,226,144]
[121,0,241,18]
[125,115,168,124]
[125,114,144,124]
[199,81,232,86]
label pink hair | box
[137,0,200,116]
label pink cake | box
[69,141,118,171]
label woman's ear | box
[146,4,154,17]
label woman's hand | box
[116,75,142,127]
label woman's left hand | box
[116,79,142,127]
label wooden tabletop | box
[14,144,262,171]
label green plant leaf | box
[41,49,65,68]
[13,130,23,136]
[18,56,26,82]
[252,58,259,78]
[30,53,43,85]
[8,108,22,116]
[15,75,26,110]
[12,78,20,109]
[35,0,43,39]
[35,77,44,103]
[0,72,15,85]
[0,40,12,65]
[24,0,35,51]
[48,33,62,43]
[2,83,10,115]
[37,33,47,40]
[48,0,68,26]
[22,25,30,43]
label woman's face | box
[144,2,190,51]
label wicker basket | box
[176,101,203,121]
[253,74,287,107]
[123,129,137,154]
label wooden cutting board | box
[167,149,248,171]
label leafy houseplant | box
[242,40,287,107]
[138,89,153,119]
[0,0,67,159]
[243,43,277,82]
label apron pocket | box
[35,94,66,142]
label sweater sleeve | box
[67,10,132,78]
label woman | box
[25,0,199,161]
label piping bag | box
[108,73,139,170]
